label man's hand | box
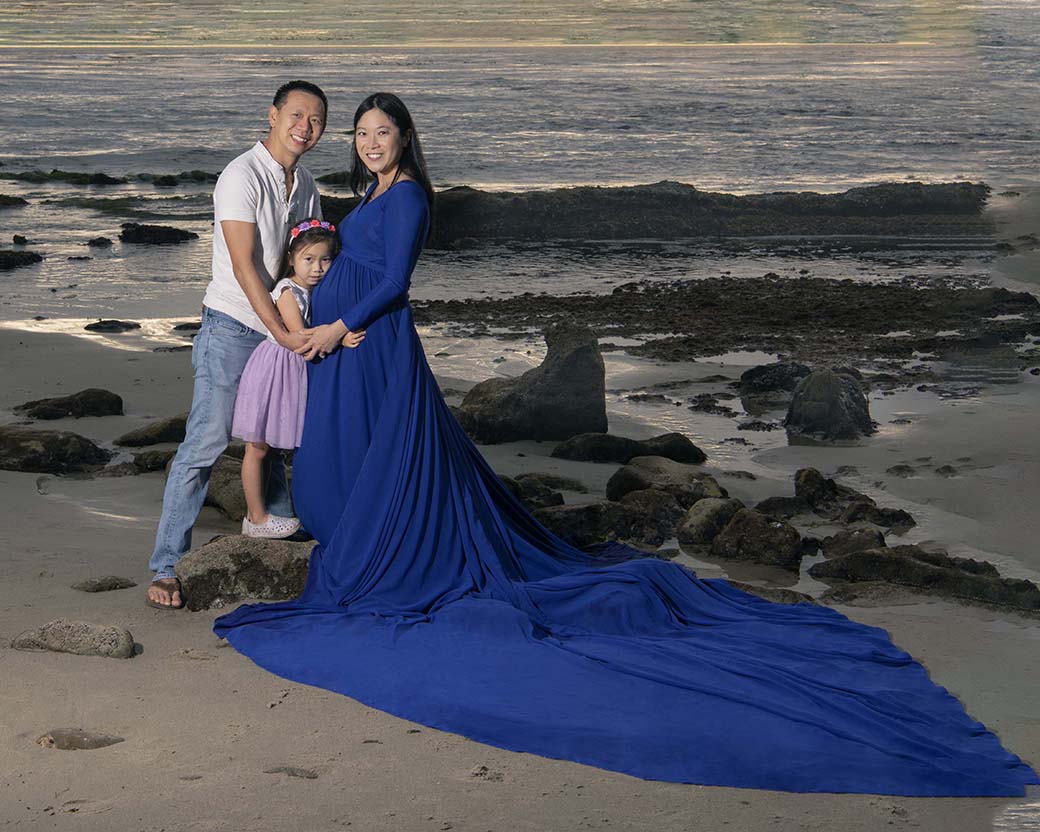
[273,328,310,352]
[296,320,350,361]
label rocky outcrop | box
[175,536,314,611]
[0,426,112,474]
[677,497,744,545]
[810,546,1039,611]
[0,249,42,270]
[84,319,141,333]
[606,456,725,508]
[87,236,113,247]
[14,388,123,419]
[12,619,135,658]
[710,509,803,571]
[785,369,876,441]
[533,489,684,551]
[119,222,198,245]
[0,194,30,208]
[514,471,588,493]
[132,448,177,472]
[738,362,811,402]
[754,495,812,520]
[454,324,607,443]
[551,431,705,464]
[115,413,187,446]
[838,502,916,529]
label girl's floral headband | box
[290,219,336,238]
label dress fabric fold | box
[214,180,1038,796]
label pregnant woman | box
[215,93,1037,797]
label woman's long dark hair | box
[348,93,435,210]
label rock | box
[454,324,606,442]
[12,619,135,658]
[514,471,588,493]
[754,495,812,519]
[153,174,179,187]
[551,432,705,464]
[677,497,744,544]
[119,222,199,245]
[84,319,141,333]
[115,413,187,446]
[71,576,137,593]
[605,456,725,507]
[738,362,811,397]
[264,766,319,779]
[710,509,803,571]
[784,369,876,441]
[533,490,682,551]
[0,426,112,474]
[132,448,177,472]
[175,536,315,611]
[172,321,201,331]
[935,465,958,477]
[500,474,564,510]
[820,529,886,558]
[727,582,817,606]
[793,467,871,508]
[839,502,916,529]
[886,464,916,478]
[203,455,247,521]
[13,234,27,245]
[0,250,43,270]
[86,236,113,247]
[37,729,125,751]
[14,388,123,419]
[737,420,782,431]
[809,546,1040,611]
[1,194,29,208]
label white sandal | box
[241,514,301,539]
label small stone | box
[71,576,137,593]
[12,619,135,659]
[86,236,113,248]
[37,729,125,751]
[13,234,27,245]
[935,465,958,478]
[886,465,915,478]
[264,766,318,779]
[84,319,141,333]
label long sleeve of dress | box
[341,182,430,333]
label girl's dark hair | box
[348,92,435,209]
[281,219,340,278]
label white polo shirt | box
[202,141,322,334]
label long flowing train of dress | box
[215,181,1038,796]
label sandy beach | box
[1,318,1038,830]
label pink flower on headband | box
[290,220,335,238]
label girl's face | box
[354,108,406,180]
[290,240,334,288]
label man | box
[147,80,328,609]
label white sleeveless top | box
[268,277,311,344]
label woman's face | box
[354,108,406,180]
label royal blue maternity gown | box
[215,180,1037,796]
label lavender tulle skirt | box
[231,340,307,449]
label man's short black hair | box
[273,80,328,121]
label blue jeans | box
[149,306,292,579]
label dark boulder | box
[14,388,123,420]
[0,250,42,270]
[132,448,177,473]
[514,471,588,493]
[84,319,141,333]
[0,426,112,474]
[754,495,812,520]
[710,508,803,571]
[738,362,811,397]
[551,431,705,464]
[677,497,744,545]
[203,455,246,521]
[605,456,725,508]
[809,546,1039,611]
[785,369,876,441]
[820,528,886,558]
[0,194,29,208]
[86,236,113,247]
[533,489,683,551]
[119,222,199,245]
[839,502,916,529]
[114,413,187,446]
[175,536,314,611]
[454,324,606,443]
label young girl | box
[231,219,363,538]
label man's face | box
[268,90,326,162]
